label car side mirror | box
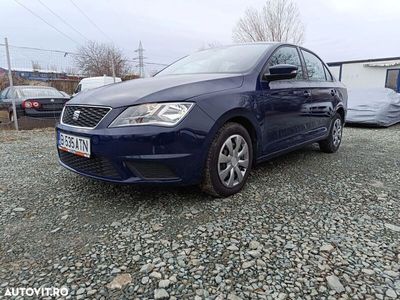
[264,64,298,81]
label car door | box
[0,88,10,122]
[300,49,336,139]
[258,46,312,155]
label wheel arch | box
[336,106,346,123]
[206,109,262,164]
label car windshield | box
[18,87,63,98]
[156,44,272,76]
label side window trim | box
[260,45,306,81]
[300,48,329,82]
[4,88,10,99]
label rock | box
[142,276,149,284]
[247,250,261,258]
[215,275,222,284]
[87,289,97,296]
[159,279,170,288]
[227,293,242,300]
[242,261,255,269]
[152,224,163,231]
[110,268,121,274]
[384,270,399,277]
[278,293,288,300]
[256,259,266,267]
[154,288,169,299]
[110,221,121,227]
[150,272,162,279]
[284,242,296,250]
[385,223,400,232]
[386,288,397,299]
[13,207,26,212]
[326,275,345,293]
[320,244,334,252]
[227,245,239,251]
[140,263,155,273]
[76,288,85,295]
[50,227,61,233]
[362,268,374,275]
[107,273,132,289]
[249,241,261,250]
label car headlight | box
[109,102,194,127]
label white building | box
[328,57,400,93]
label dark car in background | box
[0,86,70,123]
[56,43,347,197]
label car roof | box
[13,85,56,89]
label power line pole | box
[111,54,116,83]
[4,38,18,131]
[135,41,145,78]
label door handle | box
[330,89,336,97]
[304,90,311,98]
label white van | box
[73,76,122,96]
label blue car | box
[56,43,347,197]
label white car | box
[346,88,400,127]
[73,76,122,96]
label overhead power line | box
[13,0,82,46]
[69,0,113,43]
[37,0,90,42]
[144,61,169,66]
[0,43,77,55]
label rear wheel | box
[319,113,343,153]
[201,122,253,197]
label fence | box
[0,38,151,130]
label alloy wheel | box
[217,134,249,188]
[332,118,342,147]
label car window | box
[18,87,63,98]
[386,69,400,92]
[267,46,303,80]
[156,44,272,75]
[301,50,327,81]
[74,84,82,94]
[5,88,16,99]
[1,88,10,99]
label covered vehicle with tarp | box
[346,88,400,127]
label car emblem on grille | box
[50,99,55,103]
[72,110,81,121]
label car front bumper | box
[56,105,214,185]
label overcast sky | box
[2,0,400,71]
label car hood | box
[68,73,244,108]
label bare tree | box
[75,41,130,77]
[31,61,41,71]
[198,41,223,51]
[232,0,305,44]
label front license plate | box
[58,131,91,158]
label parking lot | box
[0,125,399,299]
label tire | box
[319,113,343,153]
[201,122,253,197]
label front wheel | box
[319,113,343,153]
[201,122,253,197]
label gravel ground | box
[0,125,399,300]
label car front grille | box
[62,105,111,128]
[59,150,120,179]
